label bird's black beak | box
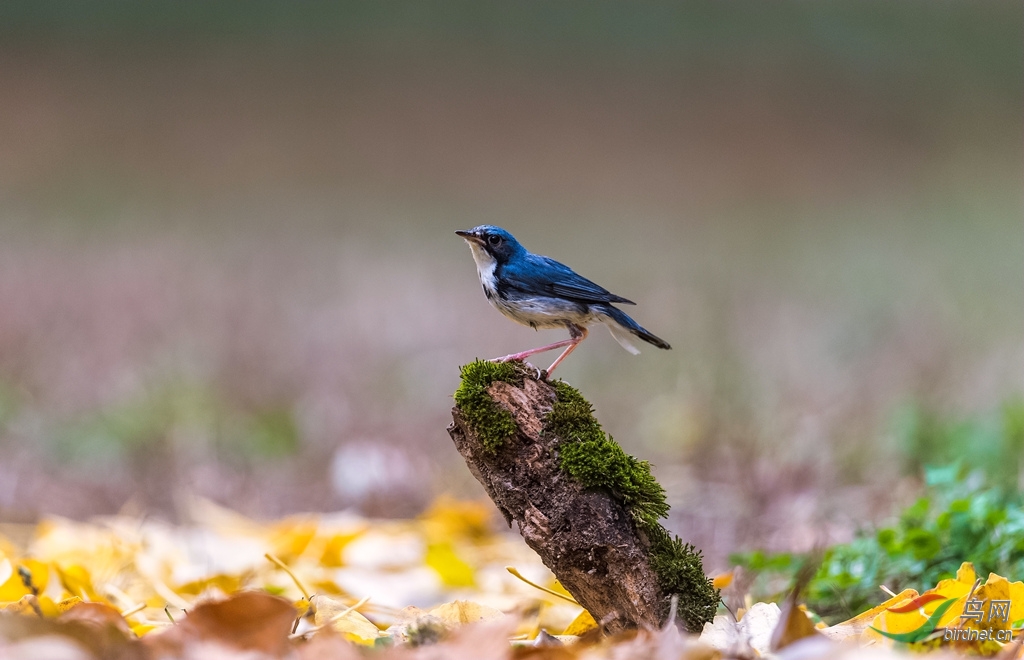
[455,229,484,244]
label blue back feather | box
[499,253,635,305]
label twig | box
[265,553,312,601]
[120,602,147,618]
[152,578,191,610]
[289,595,371,639]
[506,566,579,605]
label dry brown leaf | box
[58,602,133,637]
[143,590,295,657]
[2,595,43,617]
[0,612,142,660]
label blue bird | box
[456,225,670,374]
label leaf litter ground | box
[1,496,1022,659]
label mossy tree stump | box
[448,361,718,634]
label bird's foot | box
[487,356,544,380]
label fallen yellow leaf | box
[712,570,734,590]
[270,518,319,561]
[312,594,381,645]
[56,564,102,602]
[823,588,918,642]
[562,608,598,635]
[428,600,504,627]
[425,542,476,587]
[420,497,493,542]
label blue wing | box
[499,254,636,305]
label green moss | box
[545,381,605,444]
[546,379,719,629]
[452,367,719,627]
[647,526,720,631]
[548,381,669,529]
[558,439,669,530]
[453,360,527,453]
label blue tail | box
[597,305,672,352]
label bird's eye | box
[487,234,502,247]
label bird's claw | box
[487,356,544,380]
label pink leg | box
[490,324,588,376]
[545,326,588,374]
[491,338,575,363]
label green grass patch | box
[733,460,1024,622]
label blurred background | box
[0,1,1020,570]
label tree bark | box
[447,375,670,634]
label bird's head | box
[455,225,524,265]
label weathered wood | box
[447,375,668,633]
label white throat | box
[466,241,498,295]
